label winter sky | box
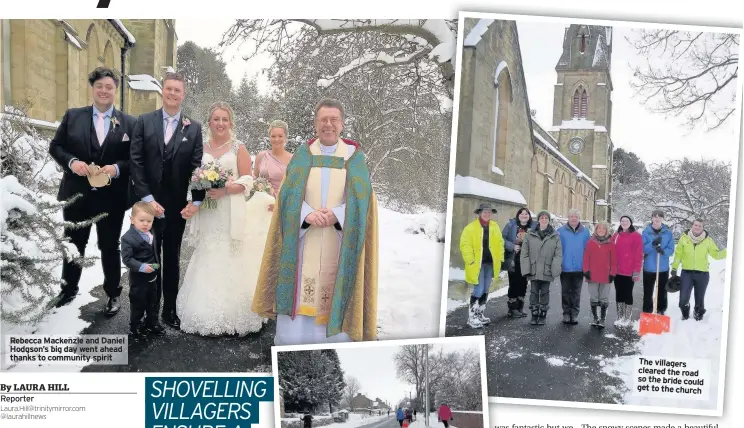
[335,343,481,408]
[175,19,741,166]
[516,20,740,165]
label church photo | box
[443,13,739,414]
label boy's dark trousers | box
[129,272,159,331]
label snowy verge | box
[603,258,727,410]
[378,207,444,339]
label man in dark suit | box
[129,71,204,329]
[48,67,136,314]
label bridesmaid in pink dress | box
[253,120,293,209]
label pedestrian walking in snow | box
[583,221,616,328]
[557,208,590,325]
[520,210,562,326]
[642,210,675,315]
[396,407,405,427]
[459,202,505,328]
[611,215,643,325]
[300,411,313,428]
[438,403,453,428]
[671,218,727,321]
[502,207,534,318]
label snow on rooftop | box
[550,119,607,133]
[111,19,136,44]
[463,19,494,46]
[533,130,600,190]
[127,74,162,93]
[592,165,608,169]
[454,175,527,205]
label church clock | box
[568,137,584,155]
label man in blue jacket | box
[396,407,405,427]
[557,209,590,324]
[641,209,675,315]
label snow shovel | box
[639,252,671,335]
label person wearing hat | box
[459,202,505,328]
[520,210,562,325]
[641,209,675,315]
[611,215,643,325]
[671,218,727,320]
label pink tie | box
[146,232,153,245]
[95,114,105,145]
[164,117,176,144]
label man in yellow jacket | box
[459,202,505,328]
[671,218,727,321]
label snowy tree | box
[1,177,103,324]
[432,349,482,411]
[612,147,649,185]
[1,102,60,194]
[177,41,234,126]
[220,19,458,100]
[1,106,101,325]
[319,349,346,413]
[229,76,270,152]
[277,350,345,413]
[261,23,452,212]
[628,30,739,131]
[641,158,731,245]
[342,375,362,410]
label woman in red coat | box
[611,215,643,326]
[437,403,453,428]
[583,222,616,328]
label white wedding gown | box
[176,143,273,336]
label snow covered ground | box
[377,208,445,339]
[446,268,509,314]
[602,258,728,411]
[287,413,387,428]
[408,412,449,428]
[2,205,444,370]
[2,207,132,372]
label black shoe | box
[55,290,77,308]
[104,297,121,316]
[147,324,166,336]
[693,308,705,321]
[162,310,181,329]
[129,326,147,340]
[562,313,571,324]
[570,314,579,325]
[681,304,690,320]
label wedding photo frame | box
[438,11,742,417]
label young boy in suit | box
[121,202,165,338]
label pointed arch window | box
[572,87,588,118]
[579,34,587,53]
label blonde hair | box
[594,221,610,236]
[205,102,236,143]
[131,201,157,218]
[268,119,288,137]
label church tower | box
[548,24,614,222]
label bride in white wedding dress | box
[176,102,273,337]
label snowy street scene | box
[275,339,486,428]
[445,16,738,413]
[1,19,451,372]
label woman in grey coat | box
[520,210,563,325]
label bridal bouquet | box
[249,177,275,199]
[189,161,230,209]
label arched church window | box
[492,61,512,176]
[579,33,587,53]
[572,87,588,118]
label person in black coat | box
[48,67,136,314]
[121,202,164,337]
[129,72,205,329]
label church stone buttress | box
[549,24,614,222]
